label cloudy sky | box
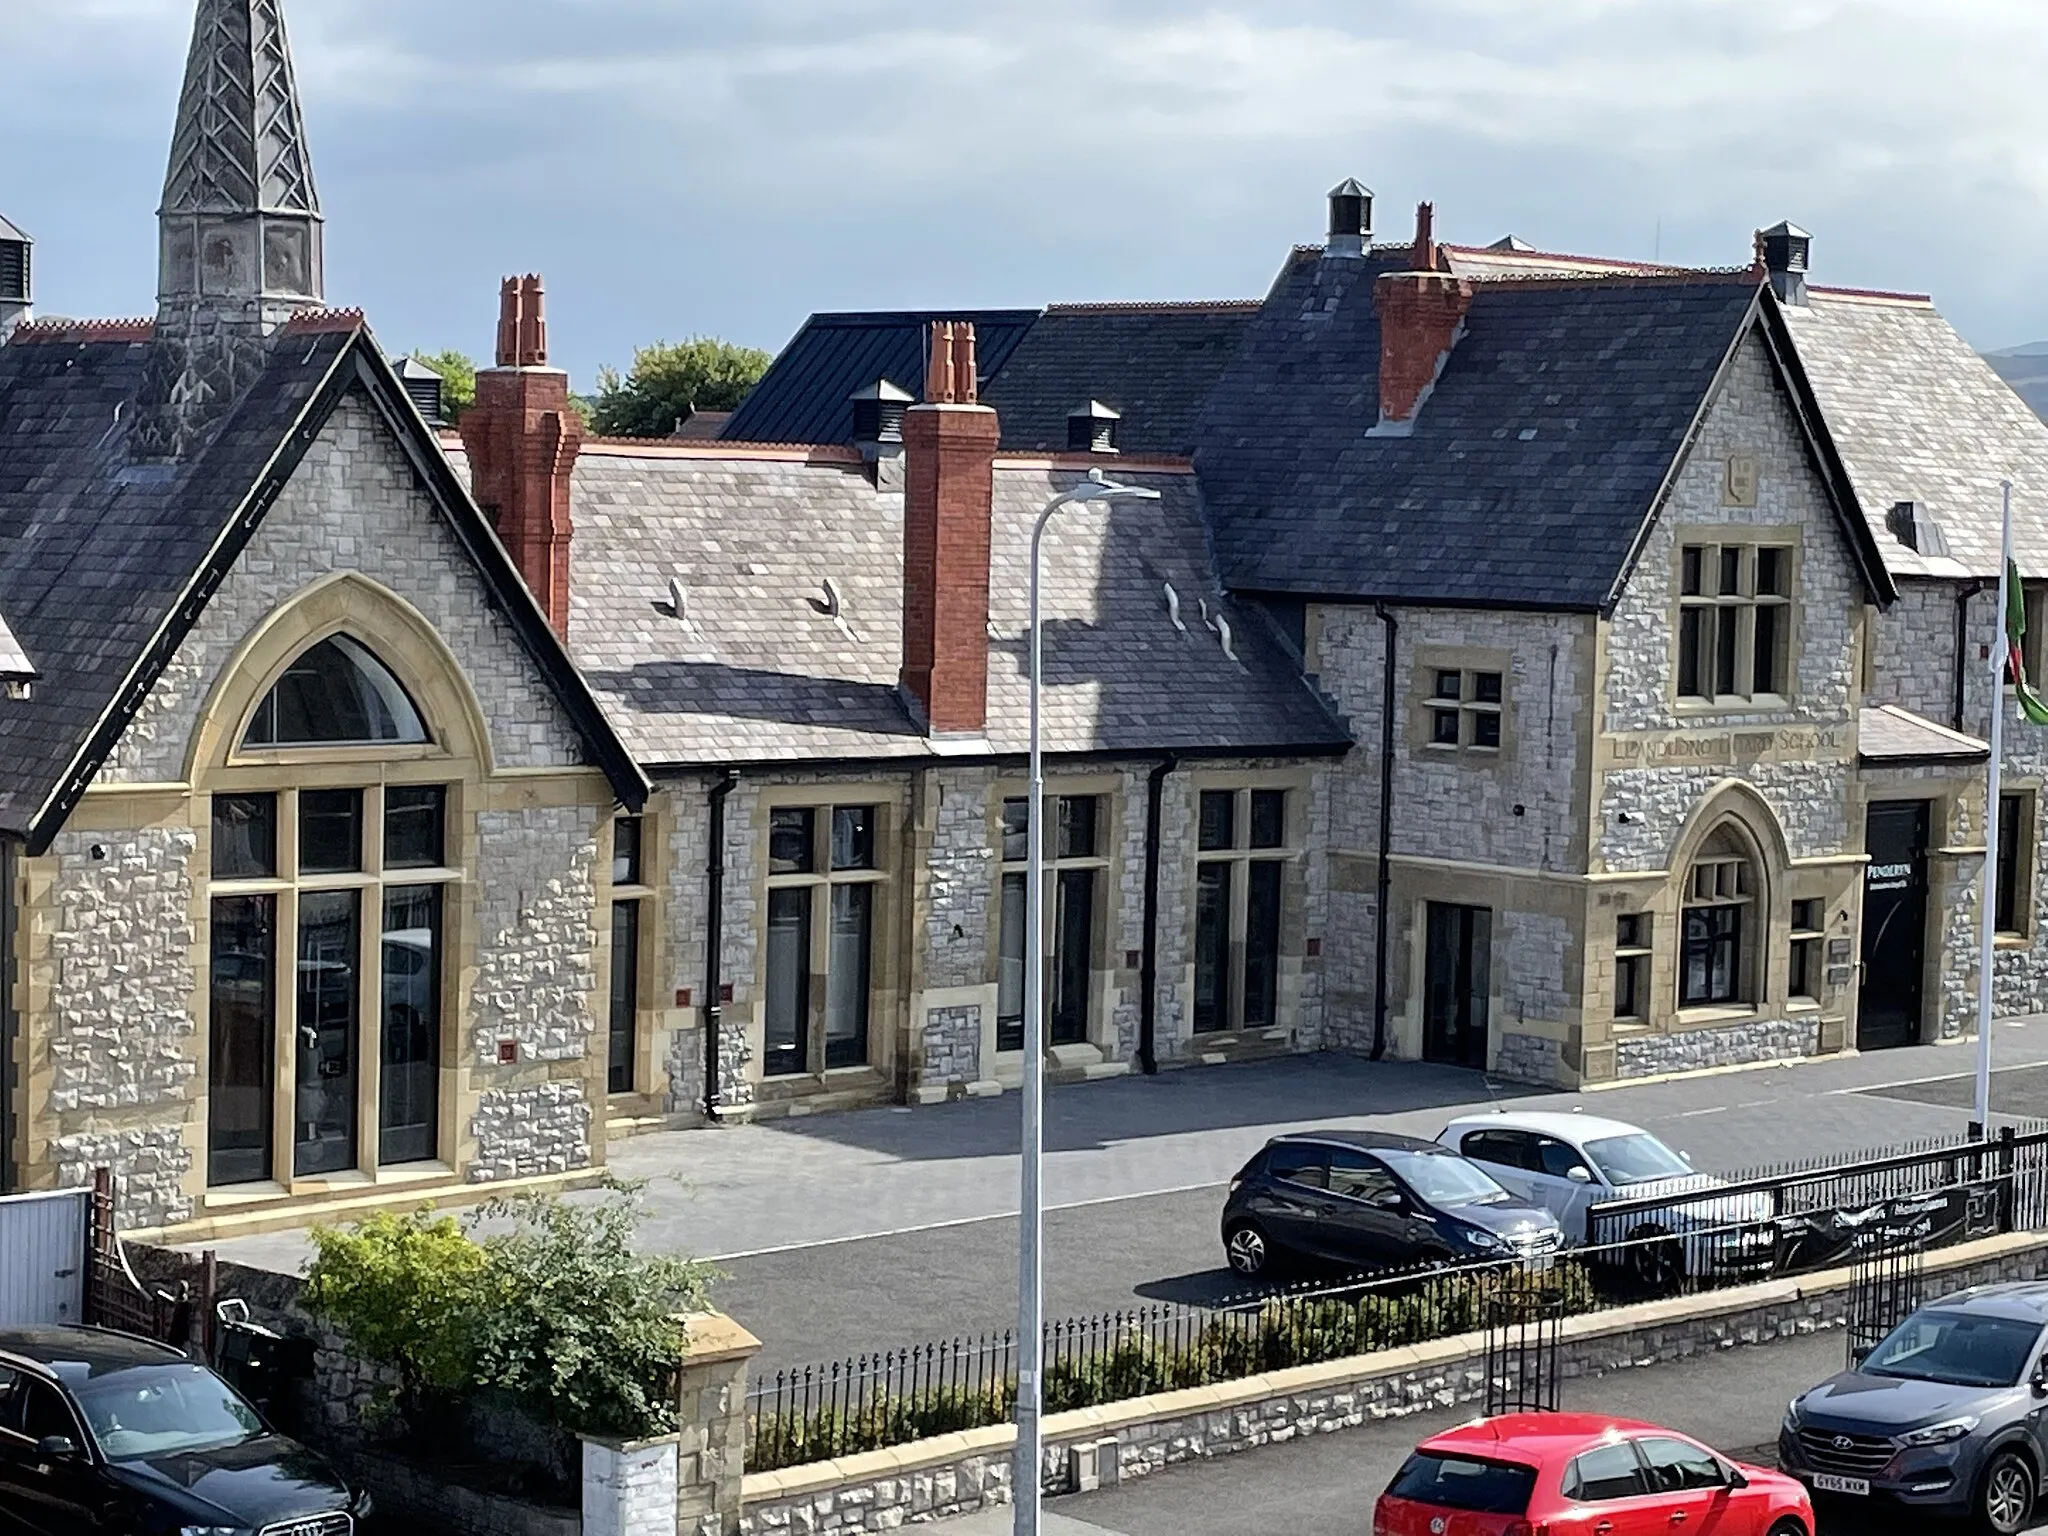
[7,0,2047,386]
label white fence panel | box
[0,1188,89,1326]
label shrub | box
[301,1180,713,1443]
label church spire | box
[137,0,325,460]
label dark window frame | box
[765,802,886,1076]
[997,794,1107,1053]
[1193,787,1295,1034]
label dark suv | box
[1221,1130,1565,1278]
[1781,1281,2048,1534]
[0,1325,365,1536]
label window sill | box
[1785,998,1823,1014]
[375,1161,455,1185]
[203,1181,290,1209]
[1997,932,2033,950]
[1672,695,1793,716]
[1674,1004,1761,1027]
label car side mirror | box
[1372,1189,1405,1210]
[2032,1359,2048,1395]
[1727,1468,1748,1490]
[34,1435,78,1459]
[1566,1165,1594,1184]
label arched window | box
[1680,825,1755,1007]
[243,636,429,748]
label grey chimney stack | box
[0,215,31,343]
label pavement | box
[196,1024,2048,1376]
[927,1327,2043,1536]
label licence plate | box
[1812,1474,1870,1496]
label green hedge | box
[748,1263,1595,1472]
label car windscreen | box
[72,1362,265,1461]
[1380,1150,1512,1208]
[1863,1310,2044,1389]
[1385,1452,1536,1513]
[1583,1132,1692,1186]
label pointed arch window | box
[1680,825,1756,1008]
[243,636,430,748]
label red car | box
[1374,1413,1813,1536]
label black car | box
[1781,1281,2048,1533]
[0,1324,366,1536]
[1220,1130,1566,1277]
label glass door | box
[295,890,360,1176]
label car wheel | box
[1626,1225,1684,1295]
[1224,1221,1274,1278]
[1978,1449,2035,1535]
[1764,1521,1807,1536]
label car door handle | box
[1594,1523,1612,1535]
[1669,1514,1688,1525]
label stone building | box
[12,0,2048,1241]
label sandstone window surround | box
[762,804,886,1078]
[606,813,656,1096]
[1788,897,1825,1002]
[1427,668,1505,752]
[207,774,459,1190]
[1996,788,2040,944]
[1193,788,1294,1034]
[1678,827,1757,1009]
[1674,538,1796,708]
[1613,913,1651,1021]
[995,793,1109,1053]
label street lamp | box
[1015,467,1160,1536]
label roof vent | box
[1068,400,1121,454]
[1487,234,1535,252]
[1886,500,1949,557]
[1326,178,1374,260]
[667,577,690,623]
[1759,221,1811,307]
[0,213,31,343]
[850,378,912,445]
[395,357,446,425]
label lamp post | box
[1015,467,1160,1536]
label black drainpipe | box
[1954,580,1991,731]
[1138,753,1178,1076]
[703,769,740,1119]
[1371,602,1398,1061]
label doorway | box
[1424,902,1492,1069]
[1859,800,1930,1051]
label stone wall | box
[1613,1014,1822,1078]
[1868,579,1962,724]
[919,1005,981,1087]
[103,391,586,783]
[738,1232,2048,1536]
[469,1081,594,1183]
[40,826,199,1228]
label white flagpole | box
[1975,480,2014,1136]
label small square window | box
[1757,547,1787,598]
[1249,790,1287,850]
[1791,898,1824,934]
[1471,713,1502,750]
[387,786,448,871]
[1616,913,1648,950]
[1432,670,1463,701]
[212,794,277,879]
[1057,796,1098,860]
[1472,672,1504,705]
[1198,791,1235,852]
[1001,799,1030,862]
[770,808,815,875]
[831,807,876,871]
[300,788,363,875]
[1431,709,1461,746]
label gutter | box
[1954,579,1992,731]
[1138,753,1178,1075]
[1371,603,1398,1061]
[703,769,740,1119]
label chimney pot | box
[1326,178,1373,260]
[1410,201,1439,271]
[1759,221,1812,306]
[461,273,583,638]
[902,323,1000,734]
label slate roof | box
[1196,250,1852,610]
[720,310,1038,446]
[0,322,647,846]
[1858,703,1988,763]
[523,445,1349,768]
[1780,292,2048,579]
[980,304,1258,455]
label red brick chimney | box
[460,274,584,639]
[900,321,1000,735]
[1373,202,1474,431]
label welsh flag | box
[2007,560,2048,724]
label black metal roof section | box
[982,303,1259,456]
[720,309,1038,445]
[1196,251,1885,612]
[0,323,646,847]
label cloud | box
[6,0,2048,378]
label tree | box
[591,337,771,437]
[410,348,478,421]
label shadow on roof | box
[580,659,917,736]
